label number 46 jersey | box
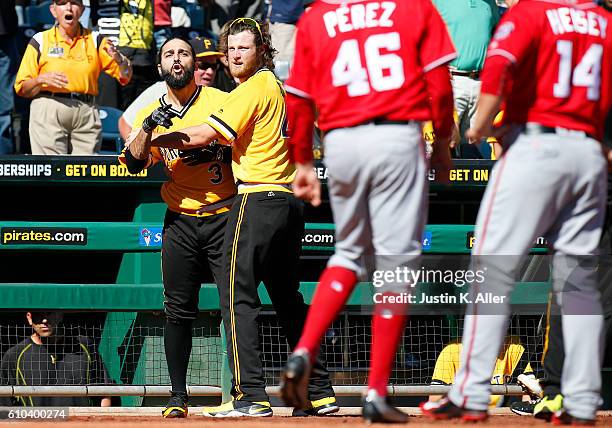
[284,0,456,132]
[486,0,610,139]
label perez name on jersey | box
[323,1,396,37]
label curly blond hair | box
[219,18,277,71]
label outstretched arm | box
[150,123,222,149]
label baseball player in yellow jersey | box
[429,336,534,408]
[137,18,336,418]
[120,36,235,419]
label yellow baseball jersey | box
[204,68,296,188]
[15,26,127,96]
[119,86,236,216]
[431,336,533,407]
[119,0,154,50]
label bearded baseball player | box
[278,0,456,423]
[421,0,611,424]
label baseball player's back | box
[282,0,457,423]
[285,0,456,131]
[490,0,610,137]
[420,0,611,424]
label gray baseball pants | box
[324,121,427,291]
[448,130,607,420]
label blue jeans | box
[0,35,18,154]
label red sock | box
[368,295,408,396]
[296,266,358,359]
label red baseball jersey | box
[485,0,611,138]
[284,0,456,132]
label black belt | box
[450,69,480,79]
[327,118,414,133]
[523,123,597,141]
[40,91,95,104]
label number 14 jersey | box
[486,0,610,138]
[284,0,456,132]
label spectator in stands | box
[153,0,172,50]
[14,0,132,155]
[0,0,19,154]
[432,0,499,157]
[118,0,157,110]
[428,335,537,408]
[118,36,225,140]
[264,0,304,80]
[204,0,264,36]
[0,311,111,407]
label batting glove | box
[142,104,176,133]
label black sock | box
[164,319,193,394]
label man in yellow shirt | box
[122,36,235,419]
[429,336,535,407]
[131,18,336,418]
[14,0,132,154]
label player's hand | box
[179,142,231,166]
[293,162,321,207]
[430,141,453,184]
[36,72,69,90]
[142,104,176,133]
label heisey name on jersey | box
[546,7,608,37]
[323,1,396,37]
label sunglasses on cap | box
[196,61,219,71]
[229,17,263,40]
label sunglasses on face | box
[196,61,219,71]
[229,17,263,40]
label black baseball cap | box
[189,37,223,58]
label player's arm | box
[126,104,177,163]
[286,92,320,207]
[150,123,222,149]
[465,56,509,142]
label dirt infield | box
[3,413,612,427]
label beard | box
[161,63,195,89]
[229,60,259,81]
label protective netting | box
[1,313,544,388]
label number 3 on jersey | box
[332,32,405,97]
[554,41,602,101]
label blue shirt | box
[267,0,304,24]
[432,0,499,71]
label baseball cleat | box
[551,409,595,426]
[517,373,543,399]
[534,394,564,421]
[362,389,408,424]
[509,398,540,416]
[201,400,272,417]
[162,391,188,418]
[420,396,488,422]
[280,349,312,410]
[291,396,340,416]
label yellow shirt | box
[205,68,296,186]
[15,26,127,96]
[119,86,237,216]
[431,336,533,407]
[119,0,154,50]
